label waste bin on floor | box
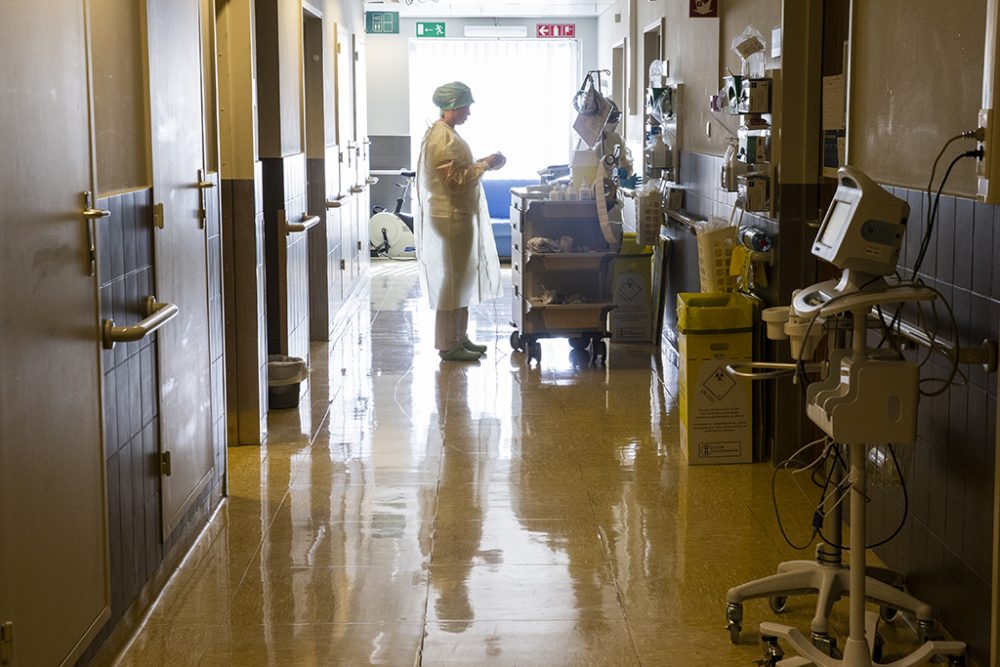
[267,355,308,409]
[676,292,754,464]
[610,233,654,343]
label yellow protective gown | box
[414,120,502,311]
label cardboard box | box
[611,250,653,343]
[678,330,752,463]
[676,292,754,464]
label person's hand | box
[484,152,506,170]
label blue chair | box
[482,178,538,260]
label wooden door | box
[352,33,371,279]
[147,0,214,539]
[0,1,110,663]
[334,24,358,294]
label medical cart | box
[508,188,618,365]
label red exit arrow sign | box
[537,23,575,38]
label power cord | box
[815,442,910,551]
[911,147,983,277]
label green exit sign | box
[365,11,399,34]
[416,21,446,38]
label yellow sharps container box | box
[676,292,754,464]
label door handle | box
[196,169,213,229]
[286,214,321,234]
[366,176,378,186]
[83,191,110,219]
[82,191,108,276]
[326,194,351,209]
[102,296,179,349]
[350,185,364,194]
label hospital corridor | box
[112,262,916,666]
[4,0,1000,665]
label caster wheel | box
[919,620,941,643]
[569,336,589,350]
[569,348,591,367]
[759,636,784,665]
[811,633,839,658]
[879,604,898,623]
[591,340,607,364]
[769,596,787,614]
[725,603,742,645]
[528,340,542,363]
[872,633,884,662]
[509,330,523,352]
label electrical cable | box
[874,141,980,352]
[771,438,833,550]
[915,282,961,395]
[912,148,982,277]
[816,442,910,551]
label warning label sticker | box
[701,365,736,401]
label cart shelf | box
[526,251,616,271]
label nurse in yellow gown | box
[414,82,505,361]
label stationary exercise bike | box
[369,169,416,259]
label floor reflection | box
[115,261,924,666]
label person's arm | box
[434,157,491,188]
[431,131,503,188]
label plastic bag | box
[730,25,766,77]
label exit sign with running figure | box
[536,24,575,38]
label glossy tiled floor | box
[115,261,933,666]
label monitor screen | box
[819,199,853,247]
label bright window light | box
[409,38,580,180]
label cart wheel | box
[569,348,591,368]
[528,340,542,363]
[510,330,523,352]
[569,336,590,350]
[591,340,607,365]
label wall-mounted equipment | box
[719,74,774,213]
[644,60,680,184]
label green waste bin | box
[676,292,754,464]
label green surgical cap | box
[432,82,475,110]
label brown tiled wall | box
[222,165,269,445]
[96,189,161,623]
[870,186,998,659]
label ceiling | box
[362,0,618,19]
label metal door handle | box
[197,180,216,189]
[286,214,321,234]
[102,296,178,349]
[366,176,378,186]
[350,185,364,194]
[326,194,351,209]
[83,191,110,219]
